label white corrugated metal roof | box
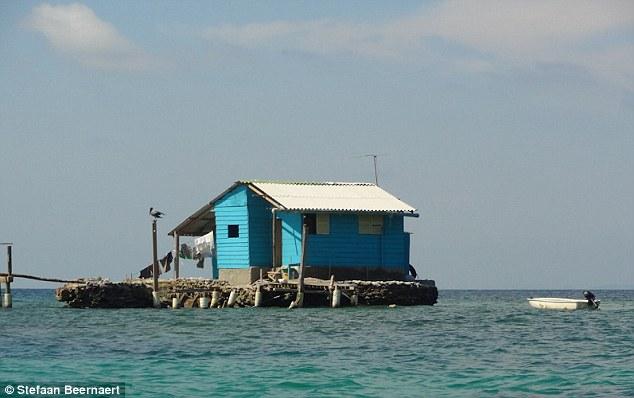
[247,181,417,214]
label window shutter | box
[359,214,383,234]
[316,213,330,235]
[370,215,384,234]
[359,214,370,234]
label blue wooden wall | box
[214,183,410,276]
[274,210,410,272]
[303,213,409,273]
[215,185,250,268]
[278,211,302,265]
[247,189,273,266]
[214,184,273,269]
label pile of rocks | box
[55,281,153,308]
[163,278,229,293]
[352,280,438,306]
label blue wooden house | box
[169,181,419,284]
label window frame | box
[316,213,330,235]
[358,213,384,235]
[303,213,330,235]
[227,224,240,238]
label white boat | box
[527,291,600,310]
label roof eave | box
[279,208,419,216]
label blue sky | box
[1,1,633,288]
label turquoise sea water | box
[1,289,633,397]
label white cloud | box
[418,0,634,65]
[204,20,391,58]
[203,0,634,89]
[214,21,394,60]
[27,3,150,71]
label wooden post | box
[3,244,12,308]
[271,209,276,268]
[254,284,263,307]
[174,233,180,280]
[227,290,237,307]
[295,223,308,307]
[199,296,210,308]
[328,274,335,305]
[152,220,159,291]
[7,245,12,280]
[0,246,4,306]
[151,219,160,308]
[210,290,220,308]
[332,285,341,308]
[351,289,358,306]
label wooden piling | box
[332,285,341,308]
[199,296,210,308]
[3,244,12,308]
[151,219,160,308]
[254,285,263,307]
[271,209,277,267]
[351,292,358,306]
[227,290,237,307]
[0,246,4,303]
[294,223,308,308]
[328,274,335,304]
[210,290,219,308]
[174,233,180,280]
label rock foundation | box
[55,281,153,308]
[56,278,438,308]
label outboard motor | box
[408,264,418,280]
[583,290,599,308]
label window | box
[228,224,239,238]
[316,213,330,235]
[359,214,383,234]
[303,213,330,235]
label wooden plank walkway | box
[260,279,355,294]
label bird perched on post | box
[149,207,165,219]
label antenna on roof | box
[354,154,386,186]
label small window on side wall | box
[316,213,330,235]
[304,213,330,235]
[228,224,239,238]
[358,214,383,234]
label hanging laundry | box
[139,264,153,279]
[179,243,193,259]
[194,231,215,258]
[160,251,173,273]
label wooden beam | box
[294,223,308,308]
[0,273,76,284]
[5,245,12,294]
[271,210,277,268]
[174,233,180,280]
[298,223,307,295]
